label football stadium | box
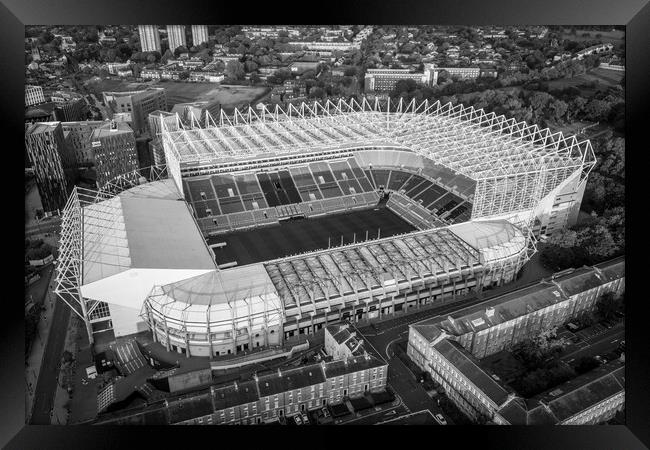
[55,97,596,358]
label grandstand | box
[55,98,596,359]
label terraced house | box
[407,257,625,424]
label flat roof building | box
[191,25,209,47]
[91,121,140,188]
[103,88,167,136]
[25,85,46,107]
[138,25,161,53]
[25,122,72,212]
[167,25,187,52]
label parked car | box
[321,407,331,419]
[434,413,447,425]
[301,413,310,425]
[293,415,303,425]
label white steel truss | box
[160,98,596,221]
[53,165,170,343]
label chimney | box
[277,368,282,377]
[486,307,495,318]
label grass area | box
[546,67,623,96]
[481,351,527,384]
[82,76,270,110]
[208,205,415,266]
[152,82,270,109]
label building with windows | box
[138,25,161,53]
[106,61,132,75]
[407,257,625,424]
[364,68,432,92]
[102,88,167,136]
[24,122,72,212]
[288,41,360,51]
[95,323,388,425]
[167,25,187,51]
[61,120,106,165]
[25,85,45,107]
[90,121,140,188]
[191,25,209,46]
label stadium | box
[55,97,596,358]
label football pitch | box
[207,206,416,267]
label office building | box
[102,88,167,136]
[90,121,139,188]
[25,85,45,107]
[61,121,106,165]
[24,122,72,212]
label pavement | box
[25,218,62,238]
[24,264,57,423]
[28,280,72,424]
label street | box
[560,322,625,364]
[29,296,71,424]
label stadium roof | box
[158,264,276,306]
[264,220,526,307]
[56,177,217,318]
[81,183,215,285]
[160,97,596,182]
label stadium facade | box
[55,98,596,358]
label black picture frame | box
[6,0,648,448]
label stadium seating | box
[186,152,472,234]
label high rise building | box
[102,88,167,136]
[24,122,73,212]
[191,25,209,47]
[138,25,161,53]
[90,121,139,188]
[61,121,106,165]
[167,25,187,51]
[25,85,45,107]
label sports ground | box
[207,205,416,267]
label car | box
[321,407,331,419]
[293,415,303,425]
[434,413,447,425]
[301,413,310,425]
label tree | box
[160,49,173,64]
[577,224,618,260]
[225,60,245,80]
[173,46,189,57]
[309,87,325,99]
[596,292,621,322]
[575,356,600,374]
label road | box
[25,218,61,237]
[560,323,625,364]
[29,296,71,424]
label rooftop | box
[161,98,595,183]
[498,360,625,425]
[433,339,511,406]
